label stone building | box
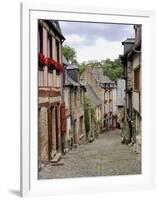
[121,25,142,153]
[116,79,126,132]
[85,84,102,141]
[38,20,66,170]
[63,59,86,149]
[81,66,117,131]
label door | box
[73,119,77,145]
[55,106,59,151]
[48,107,53,160]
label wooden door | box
[55,106,59,150]
[48,107,52,160]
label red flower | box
[56,62,64,73]
[38,53,47,66]
[48,58,56,67]
[48,58,64,73]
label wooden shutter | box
[60,102,66,133]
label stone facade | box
[81,66,117,131]
[85,84,102,141]
[63,62,86,149]
[121,25,142,153]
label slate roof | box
[63,56,69,66]
[122,38,135,56]
[122,38,135,44]
[66,64,79,70]
[45,20,65,40]
[86,84,102,107]
[65,74,79,87]
[92,68,114,84]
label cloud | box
[74,38,123,63]
[64,34,88,47]
[59,21,134,62]
[60,21,134,45]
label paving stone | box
[38,129,141,179]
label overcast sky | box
[59,21,134,63]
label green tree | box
[62,44,77,64]
[79,63,86,76]
[102,55,123,81]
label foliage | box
[121,137,130,145]
[84,96,96,135]
[62,44,77,64]
[101,55,123,81]
[79,63,86,76]
[84,96,91,134]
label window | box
[79,116,83,135]
[74,90,77,106]
[56,40,60,62]
[134,67,140,90]
[47,33,52,58]
[38,24,43,53]
[47,33,53,87]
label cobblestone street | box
[39,129,141,179]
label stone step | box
[51,150,56,159]
[50,153,61,163]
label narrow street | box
[39,129,141,179]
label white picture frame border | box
[20,2,155,197]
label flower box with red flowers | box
[56,62,64,73]
[38,53,47,67]
[48,58,64,73]
[48,58,56,67]
[48,58,57,71]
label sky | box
[59,21,134,63]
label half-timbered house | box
[38,20,66,170]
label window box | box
[47,58,64,73]
[47,58,56,70]
[38,52,47,67]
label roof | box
[65,74,79,87]
[92,68,114,84]
[66,64,79,70]
[122,38,135,45]
[86,84,102,107]
[63,56,69,66]
[122,38,135,56]
[44,20,65,40]
[80,81,87,87]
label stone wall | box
[38,107,49,168]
